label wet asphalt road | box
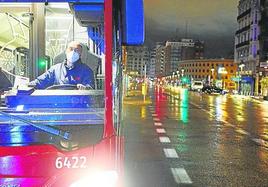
[123,86,268,187]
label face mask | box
[66,51,80,66]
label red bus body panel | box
[0,135,124,187]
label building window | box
[254,27,257,40]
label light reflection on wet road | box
[123,86,268,187]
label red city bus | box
[0,0,144,186]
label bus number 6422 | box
[55,156,87,169]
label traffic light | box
[181,77,189,84]
[38,58,47,69]
[38,56,50,75]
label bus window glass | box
[0,3,105,150]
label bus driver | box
[29,41,95,90]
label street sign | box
[231,76,241,82]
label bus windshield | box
[0,3,105,150]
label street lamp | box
[176,70,180,86]
[210,68,215,86]
[181,68,185,87]
[181,68,185,77]
[239,64,245,71]
[238,63,245,94]
[218,67,227,89]
[172,72,175,86]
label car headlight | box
[70,170,118,187]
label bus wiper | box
[0,111,72,140]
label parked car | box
[191,81,203,91]
[201,86,228,95]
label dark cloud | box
[144,0,238,58]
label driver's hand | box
[77,84,86,90]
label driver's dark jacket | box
[30,60,95,89]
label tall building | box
[155,39,204,77]
[155,44,166,78]
[259,0,268,97]
[235,0,268,96]
[125,46,150,76]
[148,47,156,78]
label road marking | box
[252,138,268,147]
[163,148,178,158]
[153,117,160,121]
[235,129,250,135]
[171,168,192,184]
[152,114,158,117]
[156,128,166,133]
[261,134,268,141]
[154,122,162,126]
[159,136,171,143]
[224,123,235,127]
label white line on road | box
[235,129,250,135]
[156,128,166,133]
[153,117,160,121]
[154,122,162,126]
[252,138,268,147]
[171,168,192,184]
[163,148,178,158]
[224,123,235,127]
[159,136,171,143]
[152,114,158,117]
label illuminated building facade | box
[235,0,268,96]
[177,59,238,91]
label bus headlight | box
[70,170,118,187]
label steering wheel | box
[46,84,78,90]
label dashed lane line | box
[159,136,171,143]
[153,117,160,121]
[163,148,178,158]
[150,102,193,186]
[154,122,162,126]
[171,168,193,184]
[156,128,166,133]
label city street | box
[123,86,268,187]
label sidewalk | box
[123,90,152,105]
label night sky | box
[144,0,238,58]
